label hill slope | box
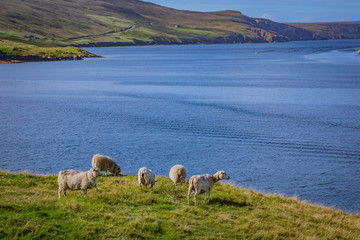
[0,171,360,239]
[0,0,328,46]
[0,0,359,62]
[289,21,360,40]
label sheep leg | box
[83,189,87,197]
[188,189,192,205]
[58,189,62,198]
[204,192,207,200]
[194,191,199,206]
[207,191,211,202]
[63,190,67,197]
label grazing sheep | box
[91,154,122,176]
[169,164,187,186]
[188,170,230,206]
[58,167,101,198]
[138,167,156,188]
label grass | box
[0,39,95,61]
[0,171,359,239]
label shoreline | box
[2,38,359,64]
[0,54,101,64]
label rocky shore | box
[0,53,99,64]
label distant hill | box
[1,0,359,48]
[289,21,360,40]
[0,0,359,62]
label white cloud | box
[261,13,275,21]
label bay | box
[0,39,360,213]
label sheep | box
[188,170,230,206]
[91,153,122,176]
[169,164,187,186]
[138,167,156,188]
[58,167,101,198]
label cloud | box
[261,13,275,21]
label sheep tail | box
[188,178,194,192]
[141,173,146,185]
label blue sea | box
[1,39,360,213]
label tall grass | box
[0,171,359,239]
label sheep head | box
[215,170,230,180]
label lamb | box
[169,164,187,186]
[188,170,230,206]
[91,153,122,176]
[58,167,101,198]
[138,167,156,188]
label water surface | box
[1,40,360,212]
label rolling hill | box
[0,0,359,61]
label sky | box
[144,0,360,23]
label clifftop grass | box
[0,171,359,239]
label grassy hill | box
[0,0,359,62]
[0,0,316,47]
[0,171,360,239]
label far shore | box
[1,39,360,64]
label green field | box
[1,171,359,239]
[0,39,96,62]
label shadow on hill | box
[210,198,250,208]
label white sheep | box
[58,167,101,198]
[188,170,230,206]
[91,153,122,176]
[169,164,187,186]
[138,167,156,188]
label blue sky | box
[144,0,360,23]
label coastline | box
[1,38,360,64]
[0,54,100,64]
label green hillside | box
[0,0,359,62]
[0,0,314,47]
[0,171,359,239]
